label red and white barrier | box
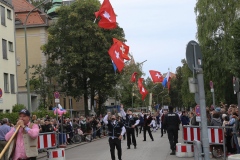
[183,126,224,144]
[47,148,65,160]
[183,127,200,142]
[38,132,57,149]
[208,128,223,144]
[176,143,194,157]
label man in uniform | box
[120,105,139,149]
[103,112,126,160]
[163,106,180,155]
[5,109,39,160]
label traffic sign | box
[195,105,200,116]
[186,40,203,72]
[210,81,214,89]
[54,91,60,99]
[0,88,2,98]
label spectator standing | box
[0,118,11,160]
[180,111,190,126]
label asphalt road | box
[37,128,194,160]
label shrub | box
[12,104,26,113]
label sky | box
[100,0,197,78]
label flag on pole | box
[138,78,148,100]
[95,0,116,29]
[131,72,138,82]
[113,38,130,60]
[149,70,163,83]
[162,70,171,90]
[140,86,148,101]
[108,43,124,72]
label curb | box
[37,136,107,159]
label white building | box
[0,0,17,112]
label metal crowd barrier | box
[38,132,57,149]
[182,125,233,160]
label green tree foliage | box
[169,66,183,108]
[29,64,54,109]
[195,0,240,105]
[28,0,52,12]
[117,61,144,108]
[180,59,195,108]
[42,0,125,115]
[12,104,26,113]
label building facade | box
[13,0,49,111]
[0,0,17,113]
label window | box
[4,73,9,92]
[1,6,5,26]
[8,41,13,52]
[5,110,10,113]
[2,39,7,59]
[111,103,114,105]
[7,9,11,19]
[10,74,15,93]
[0,110,3,113]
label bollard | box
[193,140,202,160]
[176,143,194,158]
[47,148,66,160]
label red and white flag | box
[138,78,148,100]
[149,70,163,83]
[108,43,124,72]
[113,38,130,60]
[131,72,138,82]
[95,0,116,29]
[140,86,148,101]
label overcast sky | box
[100,0,197,78]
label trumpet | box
[0,125,20,159]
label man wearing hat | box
[120,105,140,149]
[5,109,39,160]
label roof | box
[13,0,45,26]
[162,72,176,78]
[13,0,37,13]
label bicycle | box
[211,145,224,159]
[70,129,82,144]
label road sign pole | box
[196,68,210,160]
[186,40,210,160]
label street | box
[38,128,194,160]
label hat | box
[222,114,227,119]
[215,107,221,112]
[19,109,30,117]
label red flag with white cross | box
[108,43,124,72]
[113,38,130,60]
[95,0,116,29]
[149,70,163,83]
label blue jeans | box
[233,133,240,153]
[92,127,96,139]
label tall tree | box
[42,0,125,115]
[180,59,195,109]
[195,0,240,105]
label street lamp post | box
[24,0,50,112]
